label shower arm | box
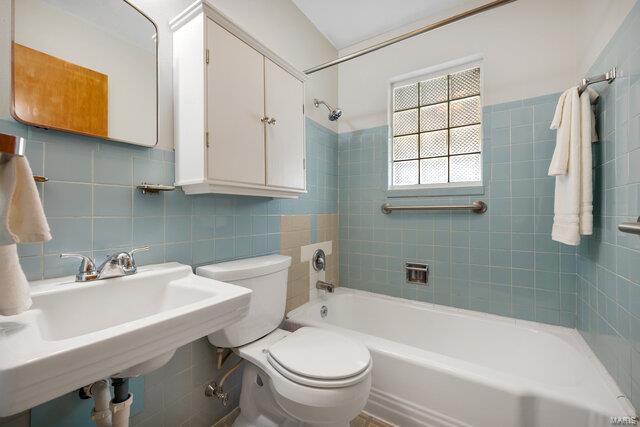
[314,99,333,112]
[304,0,517,75]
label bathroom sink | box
[0,262,252,417]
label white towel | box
[0,155,51,316]
[548,87,598,245]
[580,87,599,235]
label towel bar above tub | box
[619,218,640,235]
[381,200,487,214]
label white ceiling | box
[293,0,479,50]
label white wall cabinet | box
[170,1,307,197]
[264,59,305,190]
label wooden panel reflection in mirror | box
[12,43,108,137]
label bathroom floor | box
[349,413,394,427]
[213,409,394,427]
[212,409,239,427]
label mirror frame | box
[10,0,160,147]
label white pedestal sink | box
[0,262,252,417]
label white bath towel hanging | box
[0,155,51,316]
[548,87,598,246]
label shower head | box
[328,108,342,121]
[314,99,342,121]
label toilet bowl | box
[235,328,371,426]
[197,255,371,426]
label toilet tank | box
[196,255,292,348]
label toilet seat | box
[266,327,371,389]
[267,353,371,388]
[235,327,372,425]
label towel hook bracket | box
[0,133,26,157]
[578,67,617,95]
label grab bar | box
[619,218,640,235]
[381,200,487,214]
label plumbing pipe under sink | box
[85,380,133,427]
[87,380,112,427]
[110,394,133,427]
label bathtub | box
[285,288,634,427]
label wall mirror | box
[11,0,158,147]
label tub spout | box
[316,280,334,293]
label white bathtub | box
[285,288,634,427]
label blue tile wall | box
[576,1,640,411]
[338,93,579,327]
[2,117,337,281]
[0,117,337,426]
[3,4,637,419]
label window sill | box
[387,184,485,198]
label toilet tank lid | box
[196,255,292,282]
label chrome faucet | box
[316,280,335,293]
[60,246,150,282]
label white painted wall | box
[0,0,338,150]
[576,0,636,75]
[292,0,488,50]
[14,0,156,146]
[336,0,638,133]
[336,0,582,133]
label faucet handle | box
[128,246,150,256]
[121,246,150,274]
[312,249,326,272]
[60,253,97,282]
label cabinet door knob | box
[260,117,269,123]
[267,118,277,125]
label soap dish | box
[137,183,175,195]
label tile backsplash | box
[3,118,338,285]
[338,94,578,328]
[576,0,640,412]
[280,213,339,311]
[0,117,338,427]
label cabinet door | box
[206,19,265,185]
[264,59,305,190]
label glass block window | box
[391,67,482,187]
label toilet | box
[196,255,372,427]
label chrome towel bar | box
[381,201,487,215]
[578,67,616,96]
[619,218,640,235]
